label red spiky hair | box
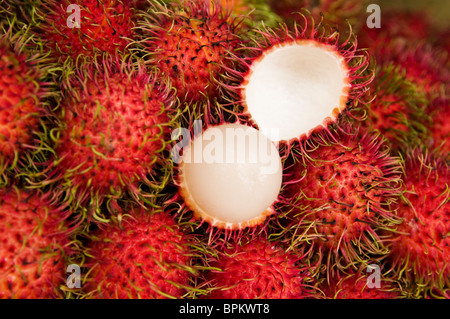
[0,20,55,186]
[268,0,367,32]
[203,237,317,299]
[426,96,450,156]
[223,11,373,144]
[0,187,77,299]
[321,269,401,299]
[34,0,137,62]
[82,206,201,299]
[135,0,242,103]
[277,125,403,275]
[387,149,449,298]
[374,39,449,98]
[43,55,176,217]
[358,8,433,53]
[361,63,430,153]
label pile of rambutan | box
[0,0,448,300]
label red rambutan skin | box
[368,38,449,98]
[0,39,44,173]
[426,97,450,155]
[36,0,136,61]
[83,209,195,299]
[47,60,174,207]
[388,151,449,295]
[0,188,73,299]
[204,238,315,299]
[137,0,241,102]
[358,9,433,51]
[321,272,400,299]
[361,64,430,152]
[268,0,366,31]
[280,128,402,267]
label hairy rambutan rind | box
[276,126,403,275]
[269,0,367,33]
[0,187,77,299]
[320,268,401,299]
[33,0,137,63]
[386,149,449,298]
[81,206,204,299]
[361,63,431,153]
[373,39,449,98]
[425,96,450,157]
[40,55,176,219]
[202,237,318,299]
[223,11,373,144]
[134,0,242,104]
[0,20,57,187]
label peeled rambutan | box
[135,0,242,103]
[34,0,137,62]
[173,121,283,237]
[386,150,449,298]
[82,206,201,299]
[278,126,403,274]
[44,56,175,215]
[0,187,75,299]
[361,63,430,153]
[0,21,54,186]
[226,12,373,144]
[203,237,317,299]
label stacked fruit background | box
[0,0,448,299]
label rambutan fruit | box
[33,0,138,63]
[361,63,430,153]
[268,0,367,33]
[173,121,283,236]
[0,21,55,187]
[134,0,242,103]
[386,150,449,298]
[226,12,373,144]
[43,56,176,217]
[358,9,433,52]
[278,126,403,274]
[164,0,281,29]
[198,0,282,29]
[320,269,401,299]
[426,96,450,156]
[373,39,449,99]
[0,187,76,299]
[82,205,202,299]
[202,237,317,299]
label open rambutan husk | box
[220,10,374,145]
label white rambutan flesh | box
[243,40,350,143]
[179,123,283,230]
